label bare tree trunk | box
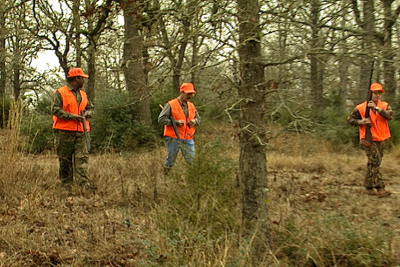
[237,0,270,258]
[358,0,375,102]
[172,22,189,91]
[12,66,20,100]
[278,16,288,87]
[10,10,22,100]
[122,0,152,126]
[310,0,324,118]
[0,6,6,98]
[73,0,82,67]
[338,2,350,114]
[86,39,96,101]
[12,36,21,100]
[382,0,396,103]
[191,35,199,85]
[84,0,95,101]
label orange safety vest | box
[164,98,196,140]
[357,101,391,142]
[53,85,91,132]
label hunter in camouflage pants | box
[364,141,385,190]
[56,129,90,187]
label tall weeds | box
[150,140,247,266]
[0,98,25,199]
[0,120,399,266]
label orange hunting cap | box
[370,83,385,92]
[67,67,89,78]
[180,83,197,94]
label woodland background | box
[3,0,400,152]
[2,0,400,266]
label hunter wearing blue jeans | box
[158,83,200,173]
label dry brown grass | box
[1,117,400,266]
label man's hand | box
[360,118,371,125]
[82,110,93,119]
[188,119,196,127]
[176,120,185,127]
[367,101,377,109]
[73,114,84,122]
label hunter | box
[347,83,394,197]
[52,67,95,190]
[158,83,201,174]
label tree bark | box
[172,16,189,91]
[191,35,199,86]
[310,0,324,119]
[122,0,152,126]
[338,2,350,114]
[73,0,82,67]
[85,0,96,101]
[86,38,96,102]
[12,36,21,100]
[236,0,270,257]
[0,5,6,98]
[358,0,375,102]
[382,0,396,103]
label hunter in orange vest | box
[158,83,201,173]
[52,67,95,191]
[347,83,394,197]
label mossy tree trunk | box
[236,0,270,258]
[121,0,152,127]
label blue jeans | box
[165,137,196,168]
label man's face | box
[75,76,85,89]
[181,92,195,102]
[372,91,383,103]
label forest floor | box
[1,125,400,266]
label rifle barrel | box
[81,111,91,153]
[363,60,375,145]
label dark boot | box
[377,188,391,197]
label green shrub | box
[316,111,359,148]
[152,140,240,263]
[386,112,400,148]
[91,90,160,152]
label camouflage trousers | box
[364,141,385,190]
[56,129,90,186]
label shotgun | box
[359,60,375,147]
[159,104,181,140]
[81,110,91,153]
[170,116,181,140]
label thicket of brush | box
[1,100,400,266]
